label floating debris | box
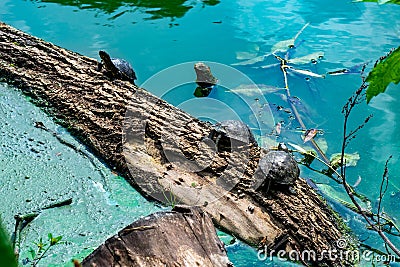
[226,84,285,97]
[303,128,318,143]
[287,66,325,79]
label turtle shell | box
[111,58,137,81]
[259,150,299,185]
[212,120,257,146]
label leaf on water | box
[236,51,258,60]
[232,55,266,66]
[287,51,324,65]
[302,149,317,165]
[287,67,325,78]
[315,138,328,154]
[317,183,371,212]
[235,44,260,60]
[271,38,295,53]
[227,84,285,97]
[366,46,400,103]
[287,142,317,165]
[330,152,360,167]
[270,22,310,53]
[260,63,280,69]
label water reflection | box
[31,0,219,20]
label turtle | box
[98,50,137,85]
[208,120,257,152]
[255,150,299,193]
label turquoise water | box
[1,0,400,266]
[0,83,161,266]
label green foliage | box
[366,46,400,103]
[26,233,63,267]
[162,188,179,208]
[330,152,360,168]
[354,0,400,5]
[0,219,17,267]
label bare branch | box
[377,156,392,229]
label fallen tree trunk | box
[0,22,353,266]
[81,206,232,267]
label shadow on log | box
[0,22,354,266]
[81,206,232,267]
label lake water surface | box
[1,0,400,266]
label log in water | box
[0,22,353,266]
[82,206,232,267]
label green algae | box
[0,83,161,265]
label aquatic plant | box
[24,233,63,267]
[161,187,180,208]
[291,50,400,258]
[365,47,400,103]
[236,21,400,259]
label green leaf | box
[366,46,400,103]
[0,218,18,267]
[28,247,36,260]
[49,235,62,246]
[302,150,317,166]
[353,0,400,5]
[330,152,360,167]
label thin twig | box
[340,84,400,257]
[274,54,329,163]
[377,156,392,229]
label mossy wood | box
[0,22,352,266]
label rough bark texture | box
[81,206,232,267]
[0,22,353,266]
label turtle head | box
[99,50,110,61]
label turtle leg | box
[96,62,103,72]
[265,179,272,195]
[98,50,120,80]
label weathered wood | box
[82,207,232,267]
[0,22,352,266]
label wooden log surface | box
[0,22,352,266]
[81,206,232,267]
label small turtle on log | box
[98,50,137,85]
[193,62,217,97]
[208,120,257,152]
[253,150,299,193]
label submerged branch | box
[274,54,329,164]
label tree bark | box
[81,206,232,267]
[0,22,353,266]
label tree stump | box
[0,22,354,266]
[81,206,232,267]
